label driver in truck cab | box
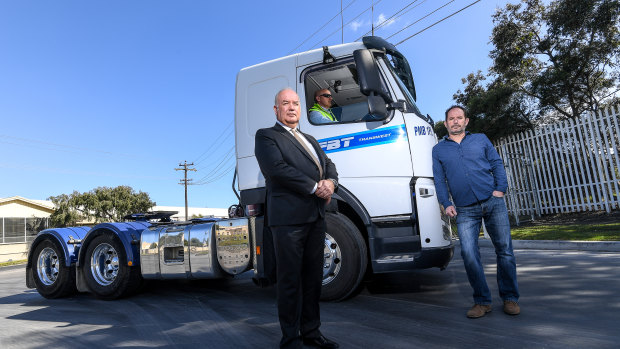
[308,88,337,124]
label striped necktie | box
[292,129,323,179]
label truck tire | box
[321,212,368,301]
[83,233,141,300]
[32,239,77,299]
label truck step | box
[375,254,417,264]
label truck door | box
[295,57,414,218]
[375,51,451,250]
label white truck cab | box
[235,36,453,301]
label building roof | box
[0,196,55,213]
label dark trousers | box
[271,218,325,349]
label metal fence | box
[494,106,620,224]
[0,217,49,244]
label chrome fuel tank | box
[214,218,252,275]
[140,218,252,279]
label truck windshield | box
[385,54,415,99]
[361,36,417,103]
[381,55,422,116]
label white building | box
[0,197,54,263]
[0,196,227,263]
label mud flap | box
[26,266,35,288]
[75,267,89,293]
[252,216,277,287]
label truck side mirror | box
[367,94,388,119]
[354,49,391,120]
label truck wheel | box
[83,233,141,300]
[32,239,77,298]
[321,213,367,301]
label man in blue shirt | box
[432,105,520,319]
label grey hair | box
[274,87,296,107]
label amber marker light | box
[128,261,133,266]
[256,246,261,255]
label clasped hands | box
[315,179,335,204]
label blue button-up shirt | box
[432,132,508,208]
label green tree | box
[49,193,83,227]
[48,186,155,227]
[448,71,536,141]
[454,0,620,139]
[492,0,619,116]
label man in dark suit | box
[255,88,339,349]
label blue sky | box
[0,0,511,209]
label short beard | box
[449,128,464,136]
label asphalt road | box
[1,246,619,349]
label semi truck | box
[26,36,453,302]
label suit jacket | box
[255,123,338,226]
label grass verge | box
[511,223,620,241]
[0,259,27,268]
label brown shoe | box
[503,300,520,315]
[466,304,492,318]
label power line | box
[196,166,235,185]
[354,0,425,41]
[0,134,144,159]
[194,164,234,185]
[192,120,234,165]
[395,0,482,46]
[195,161,235,185]
[385,0,454,40]
[0,161,175,180]
[195,163,236,185]
[196,145,234,172]
[601,88,620,100]
[309,0,385,50]
[289,0,481,55]
[288,0,358,55]
[194,147,235,184]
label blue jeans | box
[456,196,519,304]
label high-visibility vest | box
[309,103,336,121]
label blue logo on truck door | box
[413,125,433,136]
[318,124,408,153]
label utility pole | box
[371,0,374,36]
[175,161,196,221]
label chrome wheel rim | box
[322,233,342,285]
[37,247,59,285]
[90,243,119,286]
